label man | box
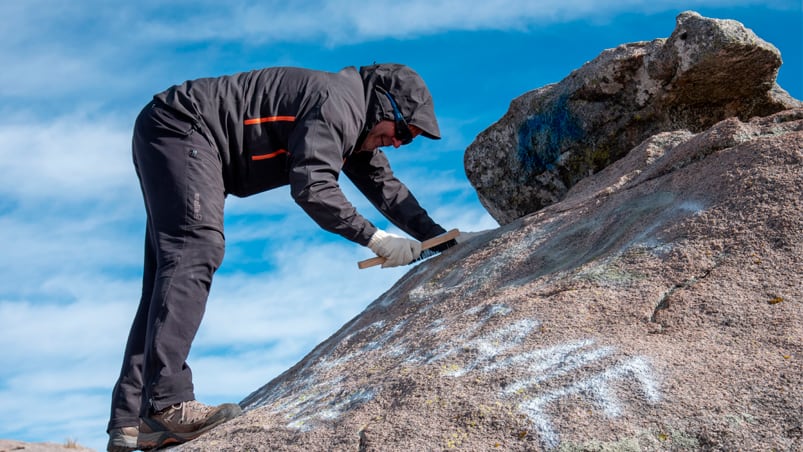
[107,63,456,451]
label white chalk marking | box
[519,355,661,449]
[246,292,660,449]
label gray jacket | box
[153,64,445,245]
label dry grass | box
[64,437,83,449]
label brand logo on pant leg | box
[192,192,202,221]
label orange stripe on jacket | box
[251,149,288,161]
[244,116,295,125]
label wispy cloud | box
[71,0,789,45]
[0,115,135,201]
[2,0,791,104]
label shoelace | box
[178,402,190,424]
[178,400,210,424]
[161,401,192,424]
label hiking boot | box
[138,400,243,449]
[107,426,139,452]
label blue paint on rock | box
[517,96,583,174]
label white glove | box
[367,230,422,268]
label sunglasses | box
[383,92,414,145]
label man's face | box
[360,120,422,151]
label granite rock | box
[181,110,803,451]
[464,11,802,224]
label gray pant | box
[108,101,226,431]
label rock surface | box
[464,11,802,224]
[179,108,803,451]
[0,439,93,451]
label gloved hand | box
[367,230,422,268]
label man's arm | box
[288,105,378,245]
[342,149,447,242]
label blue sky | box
[0,1,800,450]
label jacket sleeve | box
[342,148,446,242]
[288,104,377,246]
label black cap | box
[359,63,441,140]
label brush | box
[357,229,460,269]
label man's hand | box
[367,230,422,268]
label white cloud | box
[104,0,786,45]
[190,352,292,400]
[0,298,135,362]
[0,295,137,447]
[0,114,136,202]
[1,0,789,104]
[0,390,111,447]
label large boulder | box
[464,11,802,224]
[180,109,802,451]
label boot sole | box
[107,431,139,452]
[107,444,138,452]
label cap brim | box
[411,122,441,140]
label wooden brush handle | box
[358,229,460,269]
